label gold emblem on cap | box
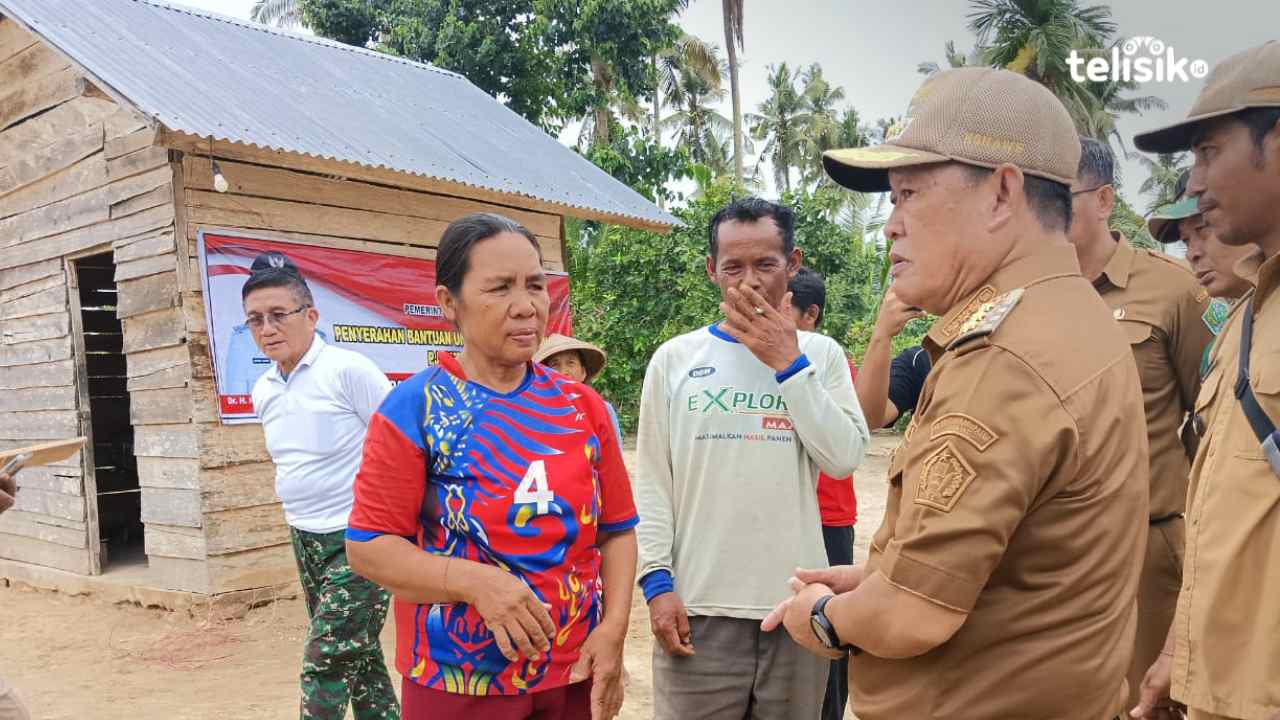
[1114,308,1126,320]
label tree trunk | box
[651,54,661,144]
[591,54,612,147]
[723,2,744,185]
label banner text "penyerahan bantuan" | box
[332,325,463,346]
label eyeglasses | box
[1071,185,1109,197]
[245,305,310,330]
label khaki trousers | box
[1127,517,1184,709]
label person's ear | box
[436,285,458,324]
[1097,184,1116,219]
[987,164,1021,234]
[706,254,717,285]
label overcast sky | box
[180,0,1277,211]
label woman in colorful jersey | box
[346,213,639,720]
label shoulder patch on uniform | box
[1202,297,1230,336]
[940,285,998,340]
[930,413,998,452]
[915,442,977,512]
[947,288,1024,350]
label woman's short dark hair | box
[436,213,541,294]
[708,197,796,260]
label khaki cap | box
[823,67,1080,192]
[1135,41,1280,154]
[533,333,607,382]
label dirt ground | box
[0,435,897,720]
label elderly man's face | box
[883,163,1010,315]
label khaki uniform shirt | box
[1093,234,1214,518]
[1174,249,1280,720]
[849,245,1149,720]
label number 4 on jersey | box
[515,460,554,515]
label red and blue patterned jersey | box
[347,353,637,696]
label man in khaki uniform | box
[1065,137,1215,708]
[1130,41,1280,720]
[761,67,1149,720]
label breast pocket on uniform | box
[1234,366,1280,461]
[1191,366,1223,438]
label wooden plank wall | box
[174,152,565,593]
[0,19,177,575]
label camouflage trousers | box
[290,527,398,720]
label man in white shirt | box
[636,198,870,720]
[243,254,397,720]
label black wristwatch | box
[810,595,861,655]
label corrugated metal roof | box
[0,0,677,229]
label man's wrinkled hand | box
[720,286,802,374]
[648,592,694,657]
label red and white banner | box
[197,231,572,423]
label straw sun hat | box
[534,334,607,383]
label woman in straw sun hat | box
[535,334,623,447]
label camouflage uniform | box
[290,528,398,720]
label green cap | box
[1147,196,1201,244]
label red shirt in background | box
[817,362,857,527]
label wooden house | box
[0,0,673,597]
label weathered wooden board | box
[10,487,85,521]
[164,130,662,233]
[190,376,219,424]
[125,344,191,391]
[0,409,78,440]
[204,503,287,555]
[0,258,62,291]
[112,229,177,264]
[143,523,206,560]
[0,203,173,270]
[120,306,184,354]
[0,67,87,132]
[207,542,295,594]
[0,18,37,66]
[105,147,169,184]
[0,532,91,573]
[185,221,436,262]
[1,283,65,320]
[0,509,86,532]
[0,42,71,89]
[0,358,74,389]
[132,424,199,459]
[0,182,109,248]
[188,332,214,379]
[0,128,103,201]
[198,423,270,468]
[110,183,171,220]
[129,386,193,425]
[181,292,205,333]
[0,511,88,548]
[200,462,277,513]
[0,96,116,165]
[0,335,72,367]
[184,158,561,238]
[104,126,157,160]
[8,463,81,494]
[136,456,200,490]
[186,190,449,247]
[0,383,76,412]
[115,270,178,318]
[139,486,202,528]
[113,252,177,283]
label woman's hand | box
[571,623,626,720]
[464,564,557,663]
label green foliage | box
[1111,193,1159,250]
[299,0,680,133]
[582,124,693,206]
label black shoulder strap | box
[1234,298,1277,441]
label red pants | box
[400,677,592,720]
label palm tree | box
[654,34,723,146]
[968,0,1116,132]
[918,40,984,76]
[1138,152,1189,212]
[1075,72,1167,165]
[722,0,746,184]
[250,0,300,27]
[747,63,809,194]
[798,64,846,187]
[662,64,733,166]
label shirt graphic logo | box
[686,386,788,415]
[762,416,793,431]
[689,366,716,378]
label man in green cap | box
[760,66,1148,720]
[1130,41,1280,720]
[1065,137,1215,712]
